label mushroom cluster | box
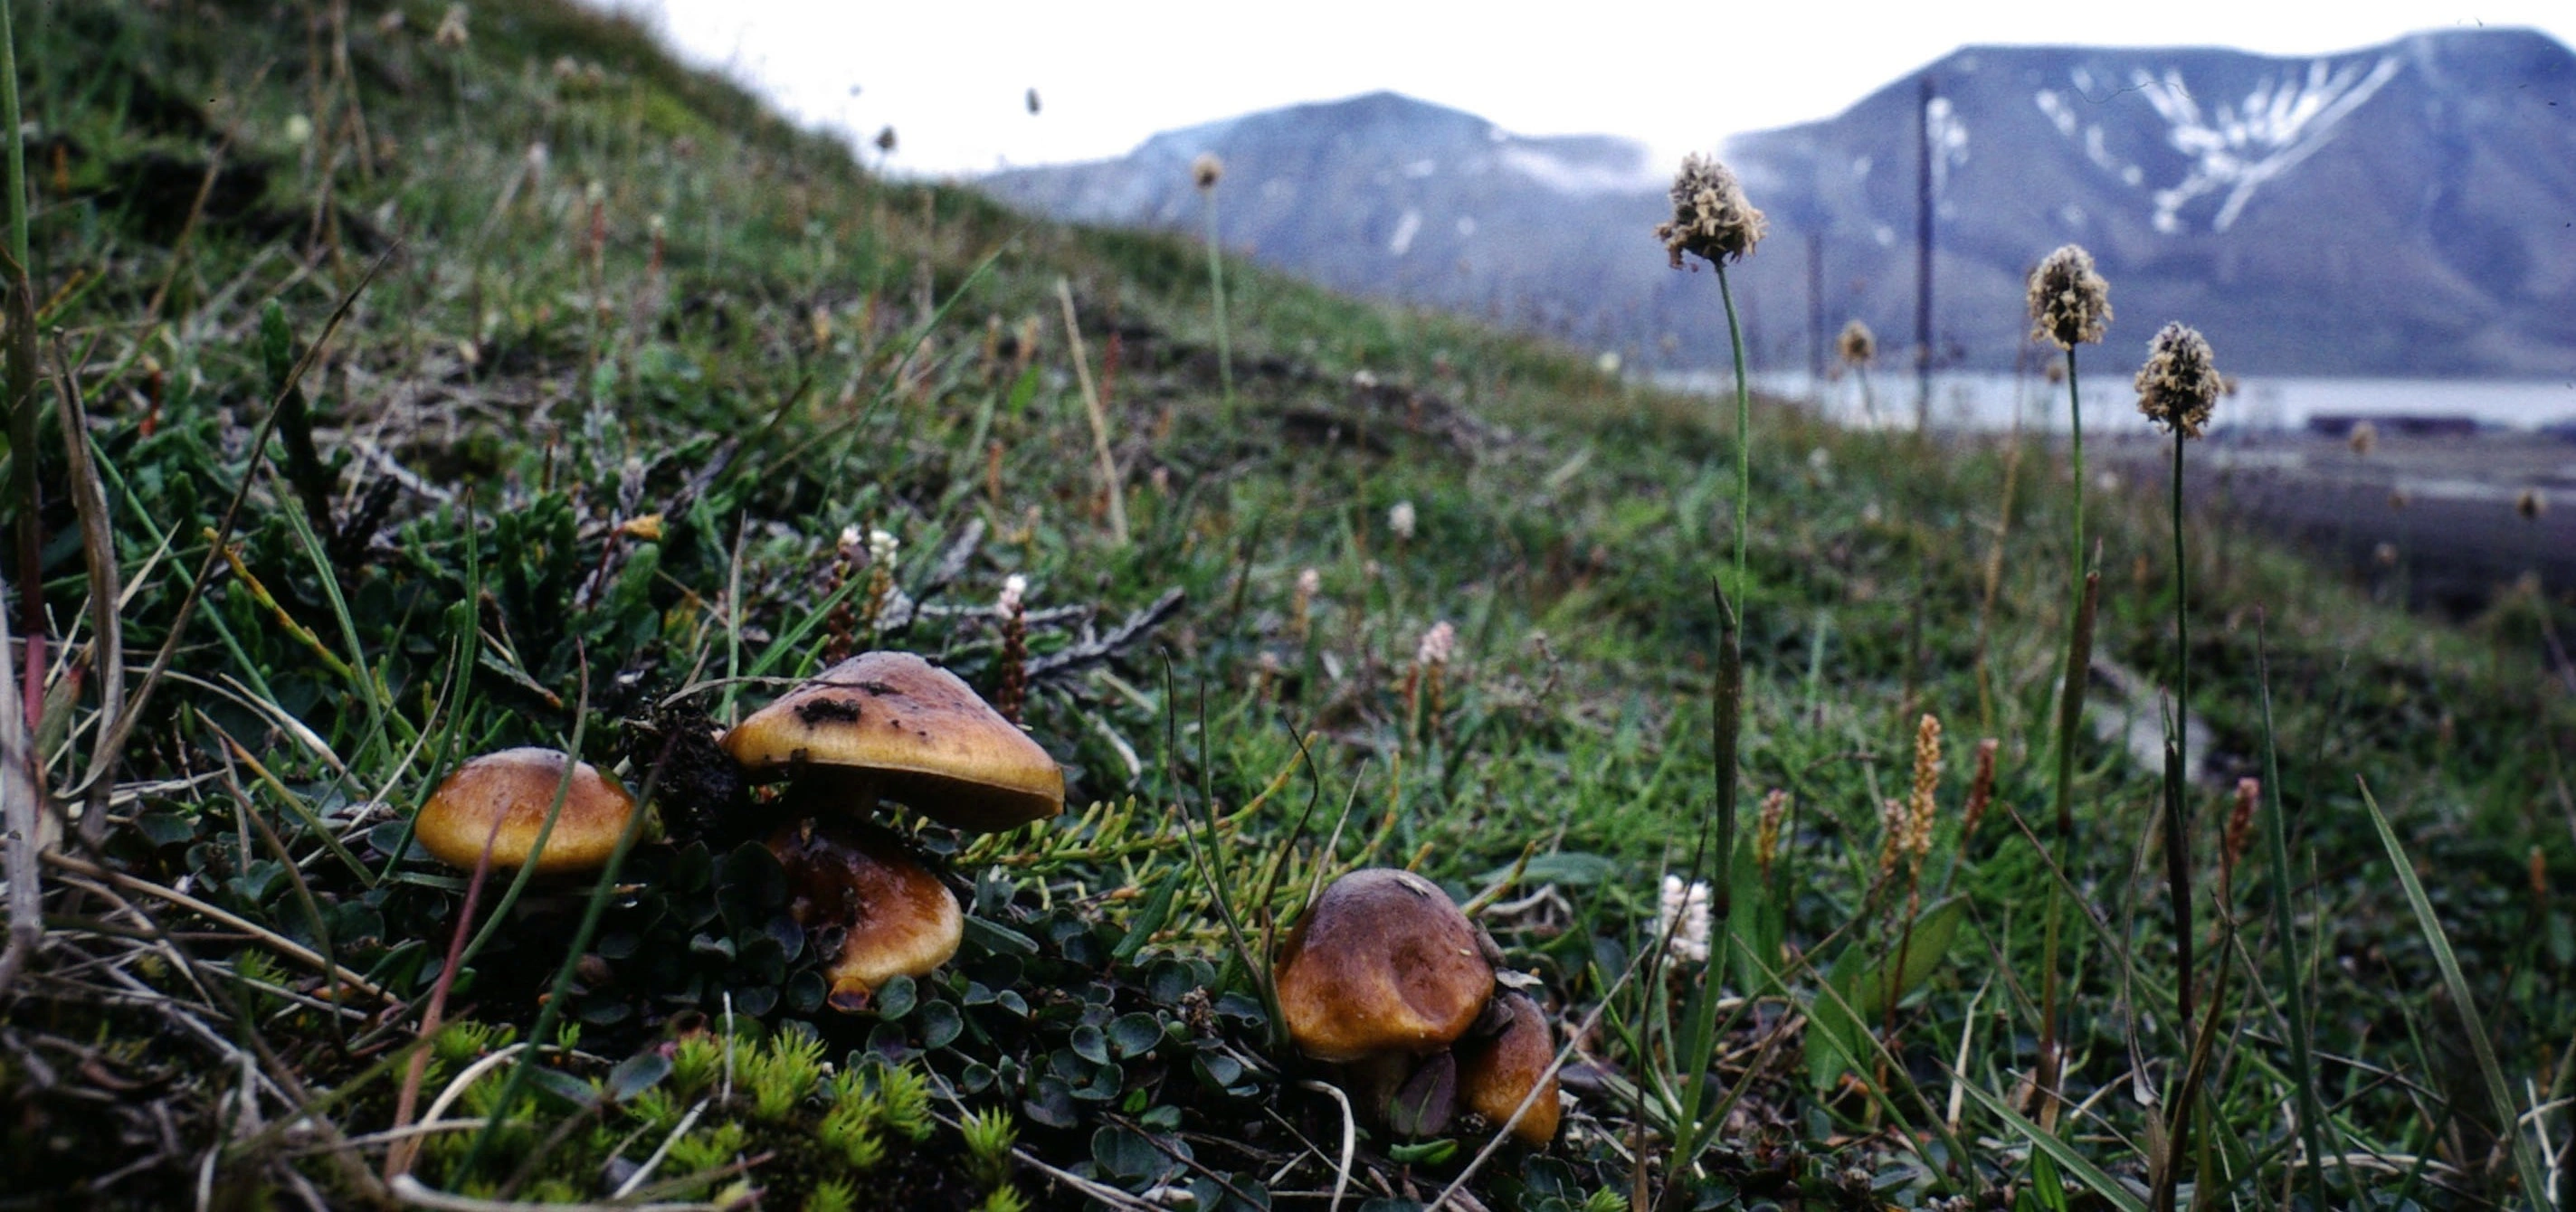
[406,650,1062,1014]
[1273,867,1561,1146]
[720,650,1063,1009]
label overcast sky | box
[594,1,2576,177]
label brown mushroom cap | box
[1273,867,1497,1064]
[722,651,1064,831]
[770,819,962,1011]
[1458,992,1561,1146]
[414,748,637,875]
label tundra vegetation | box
[0,3,2571,1210]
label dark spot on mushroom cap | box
[796,696,863,724]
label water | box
[1652,370,2576,436]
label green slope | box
[2,2,2571,1207]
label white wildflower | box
[1414,620,1456,668]
[1389,500,1416,541]
[998,573,1027,616]
[868,528,898,566]
[1297,567,1321,597]
[1657,875,1712,964]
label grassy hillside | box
[2,3,2571,1208]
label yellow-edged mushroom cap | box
[770,819,962,1011]
[722,651,1063,831]
[1458,991,1561,1146]
[1273,867,1497,1064]
[414,748,636,875]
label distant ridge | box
[980,30,2576,379]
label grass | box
[2,1,2573,1208]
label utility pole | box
[1915,74,1935,433]
[1807,232,1825,386]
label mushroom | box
[769,819,962,1011]
[1273,867,1500,1135]
[1456,992,1561,1146]
[722,650,1063,832]
[413,747,638,875]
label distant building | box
[2306,413,2480,439]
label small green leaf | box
[875,975,917,1019]
[964,915,1040,957]
[917,1000,964,1050]
[1108,1013,1163,1058]
[1114,867,1185,962]
[606,1053,670,1103]
[1387,1140,1457,1165]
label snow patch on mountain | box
[1496,145,1662,196]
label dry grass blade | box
[0,568,39,994]
[41,850,390,1002]
[50,336,123,849]
[1055,276,1129,546]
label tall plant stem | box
[2037,346,2089,1132]
[2164,433,2194,1026]
[1202,193,1234,421]
[1717,263,1749,594]
[1,0,40,724]
[2155,431,2195,1212]
[2256,619,2334,1208]
[0,0,24,274]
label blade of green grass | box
[2356,775,2549,1208]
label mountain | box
[980,30,2576,379]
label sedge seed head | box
[2134,322,2224,440]
[1755,788,1788,874]
[1837,319,1876,365]
[1906,714,1942,862]
[1192,153,1225,192]
[2517,488,2547,520]
[1655,153,1766,269]
[2027,244,2112,349]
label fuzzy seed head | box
[1415,620,1456,668]
[2347,420,2377,456]
[1755,788,1788,875]
[1961,738,1998,838]
[1192,153,1224,192]
[1657,875,1713,964]
[1025,88,1041,117]
[433,5,469,48]
[2134,322,2223,439]
[1388,500,1416,541]
[2517,488,2547,520]
[1297,567,1321,597]
[2027,244,2112,349]
[1655,153,1766,269]
[1876,799,1907,883]
[1837,319,1876,365]
[873,126,898,156]
[2227,778,2260,873]
[1906,714,1942,863]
